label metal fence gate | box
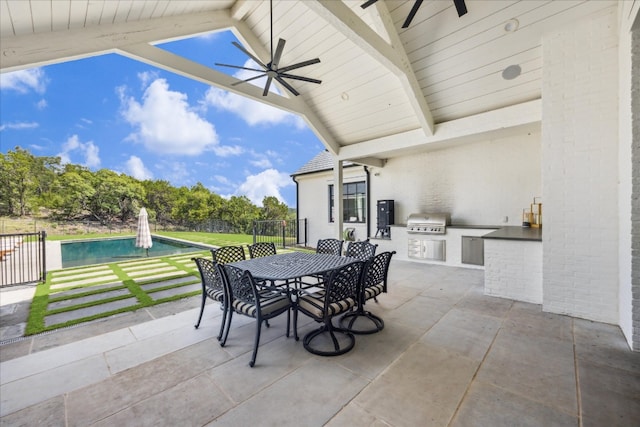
[252,219,307,249]
[0,232,47,287]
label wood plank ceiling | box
[0,0,617,161]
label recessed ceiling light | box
[341,92,349,101]
[502,64,522,80]
[504,18,519,33]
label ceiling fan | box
[215,0,321,97]
[362,0,468,28]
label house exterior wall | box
[368,132,541,227]
[296,131,541,249]
[625,19,640,350]
[618,5,638,350]
[542,7,620,324]
[294,167,369,248]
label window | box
[329,181,366,223]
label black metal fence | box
[1,232,47,287]
[253,219,307,249]
[188,219,235,234]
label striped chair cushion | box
[363,284,384,300]
[297,291,356,319]
[205,288,225,302]
[231,294,290,317]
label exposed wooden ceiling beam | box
[338,100,541,161]
[0,10,232,72]
[117,42,341,155]
[350,157,386,168]
[305,0,435,136]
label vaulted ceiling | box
[0,0,618,166]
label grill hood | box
[407,213,451,234]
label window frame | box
[328,181,367,224]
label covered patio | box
[1,1,640,424]
[1,260,637,425]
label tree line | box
[0,147,293,234]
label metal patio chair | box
[248,242,277,259]
[193,246,247,336]
[316,238,344,255]
[218,264,293,367]
[192,257,227,341]
[302,238,346,288]
[344,239,378,261]
[339,251,396,334]
[211,245,246,264]
[294,260,364,356]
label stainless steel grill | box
[406,213,451,234]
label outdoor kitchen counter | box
[482,226,542,241]
[482,226,543,305]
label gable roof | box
[291,151,356,177]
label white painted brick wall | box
[369,131,541,227]
[484,239,543,304]
[629,27,640,350]
[299,131,540,252]
[542,7,619,323]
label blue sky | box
[0,30,325,207]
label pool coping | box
[48,235,216,271]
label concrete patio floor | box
[1,260,639,426]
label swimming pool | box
[61,236,207,268]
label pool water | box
[61,236,206,268]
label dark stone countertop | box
[482,226,542,242]
[449,224,501,229]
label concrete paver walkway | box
[1,260,638,426]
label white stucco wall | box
[295,167,369,248]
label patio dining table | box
[228,251,357,283]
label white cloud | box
[36,99,47,110]
[120,78,231,156]
[236,169,293,206]
[125,156,153,180]
[203,59,306,128]
[0,68,47,94]
[249,158,272,168]
[215,175,232,185]
[0,122,39,131]
[58,135,101,169]
[155,161,191,185]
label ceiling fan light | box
[502,64,521,80]
[504,18,519,33]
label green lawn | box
[156,231,254,247]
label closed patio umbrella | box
[135,207,153,256]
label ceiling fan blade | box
[278,58,321,73]
[361,0,378,9]
[279,73,322,85]
[231,73,267,86]
[215,63,265,73]
[275,76,300,96]
[453,0,467,17]
[402,0,424,28]
[231,41,267,69]
[263,76,273,96]
[272,39,286,69]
